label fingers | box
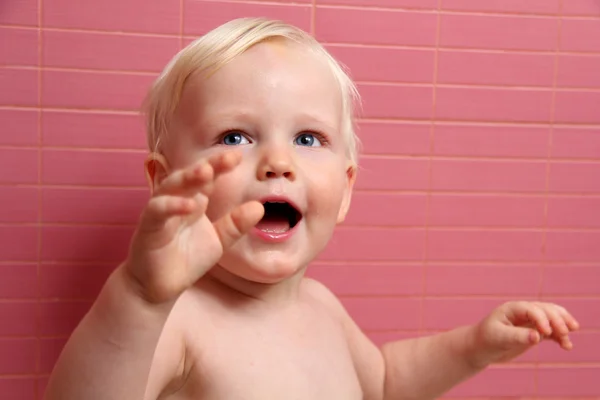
[503,301,579,350]
[155,151,242,198]
[535,302,579,350]
[504,301,552,336]
[139,195,208,234]
[213,201,265,249]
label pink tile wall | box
[1,0,599,398]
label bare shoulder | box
[301,277,347,318]
[302,277,386,400]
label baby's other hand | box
[469,301,580,368]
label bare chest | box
[176,309,363,400]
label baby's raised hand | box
[469,301,580,368]
[124,151,264,303]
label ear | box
[337,164,357,224]
[144,153,170,195]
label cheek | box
[304,164,347,216]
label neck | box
[205,264,306,306]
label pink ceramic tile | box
[357,122,430,156]
[434,124,549,158]
[0,68,38,106]
[0,264,38,298]
[43,30,180,72]
[542,265,600,296]
[440,14,558,51]
[0,148,38,184]
[39,337,67,374]
[549,162,600,193]
[547,197,600,228]
[557,55,600,88]
[326,46,435,83]
[0,187,38,223]
[435,87,552,123]
[367,331,419,348]
[42,111,146,149]
[423,298,518,330]
[0,302,37,335]
[538,332,600,363]
[340,297,421,330]
[437,50,554,86]
[538,367,600,397]
[444,367,536,397]
[308,263,423,295]
[0,338,37,374]
[43,0,179,33]
[552,127,600,159]
[0,27,38,66]
[0,226,38,261]
[319,228,425,261]
[40,263,114,299]
[42,70,154,111]
[39,300,92,336]
[354,158,429,191]
[0,378,36,400]
[430,159,547,192]
[561,19,600,52]
[344,192,427,226]
[316,7,437,46]
[42,187,147,224]
[184,0,311,36]
[428,230,543,261]
[318,0,437,8]
[563,0,600,16]
[429,194,546,227]
[441,0,559,13]
[0,109,38,146]
[41,226,133,262]
[0,0,37,25]
[358,84,433,120]
[41,149,146,186]
[426,264,540,296]
[546,231,600,262]
[555,91,600,124]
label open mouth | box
[256,201,302,234]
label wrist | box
[462,323,492,371]
[90,264,174,330]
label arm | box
[380,326,481,400]
[309,280,579,400]
[44,151,264,400]
[380,301,579,400]
[43,265,185,400]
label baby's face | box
[164,40,354,283]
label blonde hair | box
[142,17,361,164]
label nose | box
[256,146,296,181]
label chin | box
[219,252,308,284]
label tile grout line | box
[35,0,44,396]
[311,0,316,37]
[179,0,184,49]
[420,0,442,334]
[536,2,564,396]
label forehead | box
[175,40,343,129]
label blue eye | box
[295,133,322,147]
[222,132,250,146]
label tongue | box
[256,214,291,233]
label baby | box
[44,18,579,400]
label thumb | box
[493,325,541,347]
[213,201,264,249]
